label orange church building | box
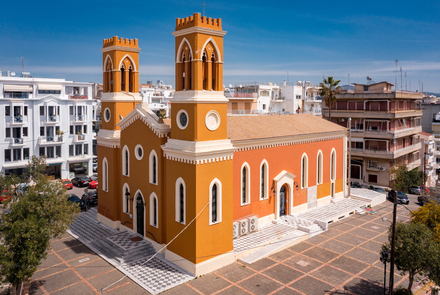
[96,13,348,276]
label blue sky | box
[1,0,440,92]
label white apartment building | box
[139,80,174,118]
[420,132,438,187]
[233,82,281,114]
[279,81,322,116]
[0,73,96,179]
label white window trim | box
[209,178,222,225]
[149,193,159,228]
[122,183,130,214]
[149,150,158,185]
[175,177,186,224]
[135,144,144,161]
[122,145,130,177]
[301,153,308,189]
[240,162,251,206]
[259,160,269,200]
[102,157,108,192]
[176,109,189,130]
[331,149,336,181]
[104,107,111,123]
[317,150,323,185]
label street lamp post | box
[380,250,389,295]
[348,118,352,197]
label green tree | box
[382,222,440,294]
[0,156,80,294]
[391,164,426,193]
[411,200,440,241]
[319,76,342,122]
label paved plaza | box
[18,192,425,295]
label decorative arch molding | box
[316,150,323,185]
[103,54,113,71]
[122,145,130,177]
[209,178,222,225]
[200,37,222,62]
[240,162,251,206]
[330,148,337,181]
[102,157,108,192]
[273,170,296,220]
[149,192,159,228]
[301,153,309,189]
[259,159,269,200]
[118,54,137,72]
[176,37,193,63]
[132,189,145,235]
[149,149,158,185]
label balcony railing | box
[11,137,24,145]
[74,134,86,142]
[76,115,85,121]
[38,135,63,144]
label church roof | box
[227,114,347,142]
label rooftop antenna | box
[394,60,398,91]
[405,72,407,91]
[203,0,205,16]
[21,57,25,73]
[400,67,402,91]
[348,74,350,90]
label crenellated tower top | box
[103,36,139,48]
[175,13,222,31]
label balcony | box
[74,134,86,142]
[407,159,422,171]
[73,115,86,122]
[356,126,422,139]
[305,96,321,102]
[271,96,285,102]
[324,109,422,119]
[351,142,422,159]
[69,95,88,99]
[6,115,28,126]
[42,115,59,124]
[10,137,24,146]
[38,135,64,145]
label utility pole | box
[348,118,352,197]
[389,190,397,295]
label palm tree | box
[319,76,342,122]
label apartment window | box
[23,148,29,160]
[75,125,82,135]
[47,146,54,158]
[262,104,266,110]
[39,106,44,116]
[23,127,28,137]
[69,106,74,115]
[84,144,88,155]
[40,127,44,136]
[5,106,10,116]
[69,145,74,157]
[84,125,87,134]
[75,144,82,156]
[39,147,45,157]
[296,95,301,99]
[38,90,61,94]
[13,149,21,161]
[70,125,74,134]
[57,106,60,115]
[56,146,61,158]
[4,150,11,162]
[24,106,28,116]
[5,128,10,138]
[55,126,60,134]
[368,160,378,168]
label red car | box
[62,180,73,190]
[0,190,11,202]
[88,180,98,189]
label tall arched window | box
[122,146,129,176]
[211,53,216,90]
[102,157,108,192]
[317,151,323,185]
[149,150,158,185]
[260,160,269,200]
[331,150,336,181]
[150,193,158,227]
[128,65,133,92]
[241,163,250,205]
[123,184,130,214]
[202,51,207,90]
[120,65,125,92]
[175,178,186,224]
[188,54,192,90]
[301,154,308,188]
[209,179,222,225]
[181,54,185,90]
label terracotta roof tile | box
[227,114,347,141]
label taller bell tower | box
[163,13,235,276]
[97,36,142,226]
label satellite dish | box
[11,72,16,76]
[229,84,233,88]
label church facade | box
[96,13,348,276]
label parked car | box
[393,191,409,204]
[72,163,85,174]
[67,194,85,211]
[418,195,440,206]
[71,176,90,187]
[82,190,98,206]
[90,173,98,181]
[88,180,98,189]
[409,186,422,195]
[0,190,11,202]
[420,185,431,194]
[370,186,386,194]
[62,179,73,190]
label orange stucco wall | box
[232,138,345,220]
[101,102,138,131]
[170,102,228,142]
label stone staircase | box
[279,215,325,237]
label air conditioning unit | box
[378,166,386,171]
[239,219,249,236]
[232,221,239,239]
[338,118,345,122]
[248,215,258,233]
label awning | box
[3,85,33,92]
[38,84,63,91]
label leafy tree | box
[411,200,440,241]
[382,222,440,294]
[0,156,80,294]
[319,76,342,122]
[391,164,426,193]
